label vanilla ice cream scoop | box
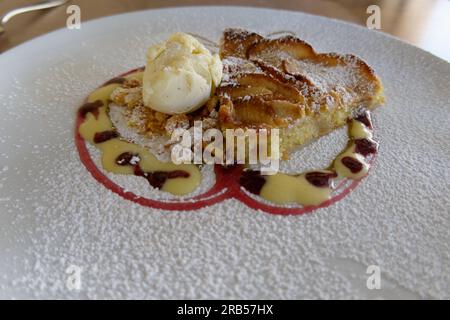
[142,33,223,115]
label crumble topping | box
[110,78,219,139]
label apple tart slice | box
[217,28,384,157]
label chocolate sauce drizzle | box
[93,130,119,144]
[305,172,338,188]
[341,157,363,173]
[115,152,139,166]
[354,111,372,129]
[115,152,190,190]
[354,138,378,156]
[240,170,266,195]
[78,100,104,118]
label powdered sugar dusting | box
[221,56,263,86]
[109,104,172,162]
[0,7,449,299]
[289,58,368,93]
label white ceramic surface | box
[0,7,449,299]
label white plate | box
[0,7,449,299]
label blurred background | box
[0,0,449,61]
